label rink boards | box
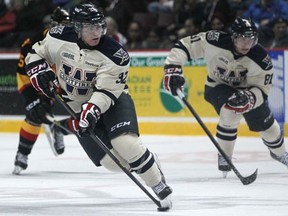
[0,51,287,136]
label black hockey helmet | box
[50,7,70,26]
[71,3,106,34]
[231,17,258,39]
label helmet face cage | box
[72,4,107,35]
[231,17,258,46]
[50,7,71,27]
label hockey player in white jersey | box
[13,7,71,175]
[25,3,172,204]
[163,17,288,177]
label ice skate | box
[12,152,28,175]
[44,123,65,156]
[270,151,288,167]
[151,153,172,200]
[218,154,232,178]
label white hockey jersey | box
[165,30,273,104]
[25,26,130,114]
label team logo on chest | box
[213,64,248,86]
[59,62,96,96]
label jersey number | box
[116,71,128,84]
[190,35,201,43]
[264,74,273,85]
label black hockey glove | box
[224,90,256,114]
[79,103,101,137]
[163,64,185,96]
[26,60,58,98]
[25,96,53,124]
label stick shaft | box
[176,89,257,185]
[53,92,162,207]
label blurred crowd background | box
[1,0,288,51]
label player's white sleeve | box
[165,32,207,66]
[246,58,273,108]
[248,67,273,96]
[25,33,55,65]
[88,58,129,114]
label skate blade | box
[12,166,24,175]
[222,171,228,178]
[158,195,172,211]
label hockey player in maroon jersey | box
[24,3,172,206]
[163,17,288,177]
[13,7,71,175]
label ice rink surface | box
[0,133,288,216]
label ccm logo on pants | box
[111,121,131,132]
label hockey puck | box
[157,207,170,212]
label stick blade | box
[241,169,258,185]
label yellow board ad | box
[127,66,217,117]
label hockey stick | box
[53,92,170,211]
[176,88,258,185]
[44,115,74,135]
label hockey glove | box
[163,64,185,96]
[26,60,58,98]
[67,117,80,134]
[79,103,101,137]
[25,96,53,124]
[224,90,256,114]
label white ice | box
[1,133,288,216]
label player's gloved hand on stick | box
[67,117,80,134]
[25,96,53,124]
[26,60,58,98]
[163,64,185,96]
[224,90,256,114]
[78,103,101,137]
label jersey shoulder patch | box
[206,30,233,50]
[48,26,77,43]
[247,45,273,70]
[96,36,130,66]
